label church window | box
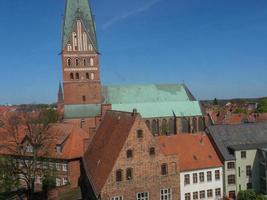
[90,58,94,66]
[70,73,74,80]
[75,58,79,66]
[169,118,175,134]
[192,117,198,133]
[152,120,158,135]
[72,32,78,51]
[67,43,72,51]
[83,32,88,51]
[90,73,95,80]
[161,119,168,135]
[76,73,79,79]
[86,73,89,79]
[83,59,86,66]
[67,58,71,66]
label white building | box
[157,134,224,200]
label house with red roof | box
[157,134,223,200]
[80,110,180,200]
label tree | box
[0,111,56,200]
[258,98,267,113]
[237,190,257,200]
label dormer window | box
[26,144,33,153]
[137,130,143,139]
[56,145,62,153]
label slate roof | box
[83,110,137,195]
[208,122,267,161]
[62,0,98,50]
[156,134,222,172]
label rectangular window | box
[199,191,205,199]
[62,177,68,185]
[199,172,204,182]
[56,178,61,187]
[136,192,149,200]
[126,168,133,180]
[149,147,155,156]
[228,175,236,185]
[193,192,198,200]
[185,193,191,200]
[111,196,123,200]
[160,188,172,200]
[137,130,143,138]
[116,170,122,182]
[246,165,252,177]
[193,173,198,184]
[215,188,221,197]
[184,174,190,185]
[56,163,61,171]
[207,171,212,182]
[241,151,246,159]
[215,170,220,180]
[238,167,241,177]
[161,164,168,175]
[207,189,213,198]
[62,163,68,172]
[227,162,235,169]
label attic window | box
[26,144,33,153]
[56,145,62,153]
[149,147,155,156]
[116,169,122,182]
[137,130,143,139]
[126,149,133,158]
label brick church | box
[58,0,206,136]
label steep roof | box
[83,110,137,195]
[156,134,222,171]
[62,0,98,50]
[208,122,267,161]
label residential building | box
[157,134,223,200]
[80,110,180,200]
[59,0,205,136]
[208,122,267,198]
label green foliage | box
[42,167,57,190]
[39,109,59,124]
[237,190,267,200]
[0,157,19,193]
[234,108,247,114]
[258,98,267,113]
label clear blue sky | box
[0,0,267,104]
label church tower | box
[61,0,102,105]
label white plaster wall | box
[180,167,223,200]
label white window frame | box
[111,196,123,200]
[160,188,172,200]
[62,177,68,185]
[62,163,68,172]
[56,178,61,187]
[136,192,149,200]
[56,163,61,171]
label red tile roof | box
[156,134,222,172]
[83,110,137,195]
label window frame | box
[160,188,172,200]
[116,169,123,182]
[136,192,149,200]
[184,174,190,185]
[161,163,168,176]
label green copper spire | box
[62,0,98,51]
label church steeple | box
[62,0,98,51]
[58,82,64,104]
[61,0,102,106]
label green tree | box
[258,98,267,113]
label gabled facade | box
[80,110,180,200]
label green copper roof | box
[64,104,101,119]
[62,0,98,50]
[112,101,202,118]
[102,84,196,104]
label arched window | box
[76,73,79,79]
[145,120,151,130]
[192,117,198,133]
[198,117,205,132]
[67,58,71,66]
[90,73,95,80]
[161,119,168,135]
[90,58,94,66]
[169,118,175,134]
[70,73,74,80]
[83,32,88,51]
[75,58,79,66]
[152,119,158,136]
[86,73,89,79]
[72,32,78,51]
[83,59,86,66]
[67,44,72,51]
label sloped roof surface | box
[83,111,137,194]
[208,122,267,161]
[156,134,222,171]
[62,0,97,50]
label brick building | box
[59,0,205,136]
[80,110,180,200]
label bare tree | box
[0,111,56,200]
